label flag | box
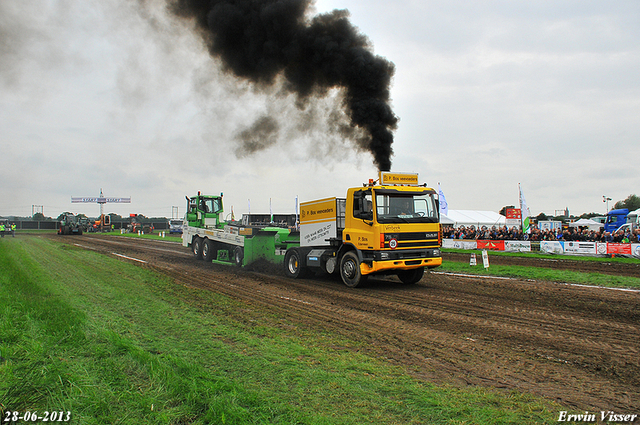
[519,183,531,233]
[438,183,449,217]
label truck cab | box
[186,192,224,229]
[604,208,629,233]
[341,181,442,286]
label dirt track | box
[56,234,640,411]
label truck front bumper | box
[359,248,442,275]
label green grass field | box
[442,247,640,264]
[1,237,566,424]
[438,254,640,290]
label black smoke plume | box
[170,0,397,171]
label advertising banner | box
[300,197,337,225]
[505,208,521,228]
[562,242,597,255]
[505,208,521,219]
[596,243,607,255]
[300,197,337,247]
[607,243,632,255]
[379,172,419,186]
[477,240,505,251]
[446,240,639,258]
[443,239,477,250]
[538,221,562,231]
[540,241,563,254]
[504,240,531,252]
[301,221,336,247]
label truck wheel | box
[340,251,367,288]
[234,246,244,267]
[284,248,307,278]
[397,267,424,284]
[192,237,203,260]
[202,239,216,262]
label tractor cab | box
[186,192,224,229]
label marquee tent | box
[568,218,603,231]
[441,210,506,228]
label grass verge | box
[0,236,559,424]
[442,248,640,264]
[439,258,640,289]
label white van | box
[627,209,640,226]
[616,223,635,235]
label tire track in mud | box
[54,234,640,411]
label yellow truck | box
[284,172,442,287]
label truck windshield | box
[375,190,439,223]
[200,197,222,214]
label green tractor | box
[58,212,83,235]
[182,192,298,267]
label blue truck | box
[604,208,629,233]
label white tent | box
[440,214,454,225]
[568,218,603,231]
[441,210,506,228]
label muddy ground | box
[53,234,640,412]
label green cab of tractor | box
[186,192,224,229]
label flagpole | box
[519,183,531,234]
[518,183,522,229]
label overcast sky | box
[1,0,638,220]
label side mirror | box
[353,191,373,221]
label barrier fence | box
[443,239,640,259]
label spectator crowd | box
[442,225,640,243]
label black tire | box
[284,248,307,278]
[202,239,216,262]
[340,251,367,288]
[397,267,424,284]
[234,246,244,267]
[192,237,203,260]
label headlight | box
[380,252,390,260]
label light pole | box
[603,196,612,213]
